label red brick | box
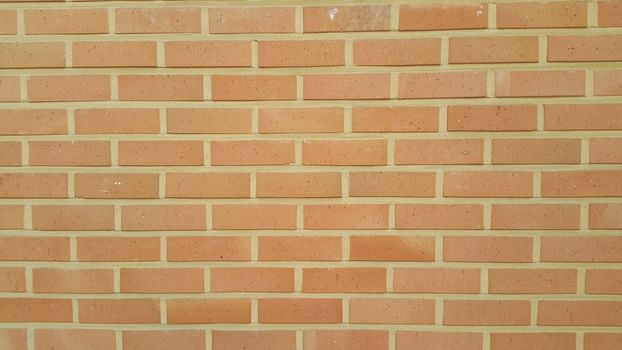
[259,40,344,67]
[0,298,72,322]
[303,139,387,165]
[32,205,114,231]
[448,105,538,131]
[591,138,622,163]
[396,332,482,350]
[122,205,205,231]
[544,104,622,130]
[489,269,577,294]
[399,4,487,30]
[350,172,436,197]
[77,237,160,262]
[585,333,622,350]
[352,106,439,133]
[116,8,201,33]
[303,5,390,32]
[256,172,341,198]
[167,236,250,262]
[541,236,622,262]
[585,269,622,294]
[35,329,115,350]
[444,300,531,326]
[491,204,580,230]
[211,268,294,292]
[549,35,622,62]
[538,301,622,326]
[444,236,533,263]
[399,72,487,98]
[166,173,249,198]
[167,108,251,134]
[303,268,386,293]
[393,268,480,294]
[354,39,441,66]
[396,204,483,230]
[258,236,342,261]
[304,73,390,100]
[75,173,159,199]
[75,108,159,134]
[350,298,435,324]
[304,204,388,230]
[0,237,69,262]
[212,331,295,350]
[259,107,343,133]
[0,42,65,68]
[542,171,622,197]
[0,142,20,166]
[209,7,295,34]
[304,330,388,350]
[167,299,250,324]
[33,268,113,294]
[123,331,204,350]
[496,70,585,97]
[25,9,107,34]
[599,1,622,27]
[0,109,67,135]
[30,141,111,166]
[395,139,484,165]
[594,69,622,96]
[450,36,539,63]
[0,267,25,292]
[0,173,67,198]
[212,204,296,230]
[118,75,203,101]
[212,75,296,101]
[492,138,581,164]
[590,204,622,229]
[0,10,17,34]
[259,298,342,324]
[79,299,160,324]
[490,333,575,350]
[119,141,203,166]
[444,171,532,197]
[28,75,110,102]
[166,41,251,67]
[0,76,20,102]
[497,2,587,28]
[120,268,204,293]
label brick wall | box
[0,1,621,349]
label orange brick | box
[350,172,435,197]
[166,173,249,198]
[212,204,296,230]
[448,105,538,131]
[393,268,480,294]
[542,171,622,197]
[490,333,575,350]
[541,236,622,262]
[444,236,533,263]
[123,331,204,350]
[35,329,115,350]
[492,138,581,164]
[0,205,22,229]
[594,69,622,96]
[0,10,17,34]
[28,75,110,102]
[549,35,622,62]
[444,300,531,326]
[79,299,160,324]
[259,107,343,133]
[258,236,342,261]
[256,172,341,198]
[0,76,20,102]
[0,173,67,198]
[0,142,21,166]
[544,103,622,130]
[32,205,114,231]
[399,4,487,30]
[497,1,587,28]
[489,269,577,294]
[0,237,69,261]
[75,108,160,134]
[590,204,622,229]
[352,106,439,133]
[0,109,67,135]
[304,204,388,230]
[33,268,113,294]
[259,40,344,67]
[396,332,483,350]
[30,141,110,166]
[118,75,203,101]
[302,140,387,165]
[350,236,434,262]
[599,1,622,27]
[167,108,251,134]
[73,41,156,67]
[591,138,622,163]
[0,42,65,68]
[303,5,390,32]
[211,268,294,292]
[586,269,622,294]
[212,75,296,101]
[209,7,295,34]
[77,237,160,262]
[304,330,388,350]
[165,41,251,67]
[585,333,622,350]
[444,171,532,198]
[303,268,386,293]
[167,299,250,324]
[304,73,391,100]
[492,204,580,230]
[116,8,201,33]
[25,9,107,34]
[0,267,25,292]
[118,141,203,166]
[354,39,440,66]
[399,71,487,99]
[75,173,159,199]
[0,329,26,350]
[496,70,585,97]
[212,331,295,350]
[450,36,539,63]
[211,140,294,165]
[120,268,204,293]
[259,298,342,324]
[396,139,484,165]
[0,298,72,322]
[167,236,250,262]
[350,298,435,324]
[396,204,483,230]
[122,205,206,231]
[538,301,622,326]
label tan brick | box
[165,41,251,67]
[75,109,160,134]
[590,204,622,229]
[259,298,341,324]
[444,236,533,263]
[116,8,201,33]
[304,204,388,230]
[0,267,25,292]
[0,10,17,34]
[0,329,26,350]
[73,41,157,67]
[393,268,480,294]
[350,171,436,197]
[120,268,204,293]
[448,105,538,131]
[549,35,622,62]
[212,204,296,230]
[259,40,344,67]
[541,236,622,262]
[32,205,114,231]
[396,204,483,230]
[209,7,295,34]
[396,332,482,350]
[399,72,487,98]
[302,140,387,165]
[350,299,435,324]
[0,142,21,166]
[0,237,70,262]
[77,237,160,262]
[212,331,295,350]
[354,39,441,66]
[257,172,341,198]
[258,236,342,261]
[167,299,250,324]
[542,171,622,197]
[599,1,622,27]
[444,300,531,326]
[496,70,585,97]
[450,36,539,63]
[118,141,203,166]
[166,173,249,198]
[492,138,581,164]
[0,205,22,229]
[211,140,294,165]
[590,137,622,163]
[0,298,72,323]
[118,75,203,101]
[594,69,622,96]
[490,333,575,350]
[0,109,67,135]
[259,107,343,133]
[304,330,388,350]
[350,236,434,261]
[0,173,67,198]
[585,333,622,350]
[79,299,160,324]
[489,269,577,294]
[303,268,386,293]
[122,205,206,231]
[212,75,296,101]
[497,1,587,28]
[585,269,622,294]
[303,5,390,32]
[444,171,532,197]
[491,204,580,230]
[304,73,391,100]
[35,329,115,350]
[28,75,110,102]
[0,76,20,102]
[33,268,113,294]
[352,106,439,133]
[399,4,487,30]
[30,141,111,166]
[167,236,250,262]
[544,104,622,130]
[0,42,65,68]
[123,331,204,350]
[167,108,252,134]
[75,173,159,199]
[538,301,622,326]
[211,268,294,292]
[25,9,108,34]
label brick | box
[25,9,107,34]
[79,299,160,324]
[594,70,622,96]
[167,108,252,134]
[116,8,201,33]
[0,267,25,292]
[304,73,390,100]
[259,40,344,67]
[444,300,531,326]
[122,205,206,231]
[350,236,434,261]
[0,173,67,198]
[450,36,539,63]
[259,107,343,133]
[444,171,532,197]
[303,140,387,165]
[212,204,296,230]
[75,108,160,134]
[0,142,20,166]
[0,10,17,34]
[303,268,386,293]
[257,172,340,198]
[212,75,296,101]
[32,205,114,231]
[352,106,439,133]
[73,41,156,67]
[303,5,390,32]
[350,172,436,197]
[599,1,622,27]
[209,7,295,34]
[77,237,160,262]
[350,299,435,324]
[491,204,580,230]
[33,268,113,294]
[355,38,441,66]
[165,41,251,67]
[211,268,294,292]
[0,237,69,261]
[123,331,204,350]
[35,329,115,350]
[590,204,622,229]
[538,301,622,326]
[492,138,581,164]
[0,329,26,350]
[586,269,622,294]
[28,75,110,102]
[444,236,533,263]
[399,4,487,30]
[490,333,575,350]
[0,76,20,102]
[0,298,72,322]
[395,139,484,165]
[0,42,65,68]
[120,268,204,293]
[304,204,388,230]
[259,298,341,324]
[166,173,250,198]
[541,236,622,262]
[495,70,585,97]
[167,299,250,324]
[304,330,388,350]
[544,104,622,130]
[30,141,111,166]
[212,331,295,350]
[211,140,294,165]
[489,269,577,294]
[119,141,203,166]
[497,2,587,28]
[75,173,159,199]
[542,171,622,197]
[167,236,250,262]
[0,109,67,135]
[258,236,342,261]
[118,75,203,101]
[396,204,483,230]
[448,105,538,131]
[393,268,480,294]
[585,333,622,350]
[549,35,622,62]
[0,205,22,229]
[591,138,622,163]
[396,332,482,350]
[399,71,487,99]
